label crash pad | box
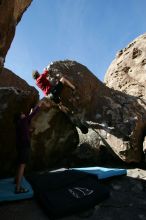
[0,177,33,202]
[28,169,109,218]
[71,167,127,179]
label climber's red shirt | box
[36,69,52,95]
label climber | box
[32,68,75,105]
[32,67,88,134]
[14,101,48,194]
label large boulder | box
[0,67,38,105]
[104,33,146,98]
[30,107,79,171]
[0,0,32,72]
[104,33,146,160]
[45,60,146,163]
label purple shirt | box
[16,106,40,145]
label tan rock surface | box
[104,33,146,163]
[30,107,79,171]
[104,33,146,98]
[0,67,38,103]
[0,0,32,72]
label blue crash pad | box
[0,177,33,202]
[70,167,127,179]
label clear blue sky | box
[5,0,146,98]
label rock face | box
[30,107,79,171]
[104,33,146,161]
[104,33,146,98]
[0,0,32,72]
[0,67,38,105]
[45,60,146,163]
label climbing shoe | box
[78,124,88,134]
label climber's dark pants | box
[49,81,63,104]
